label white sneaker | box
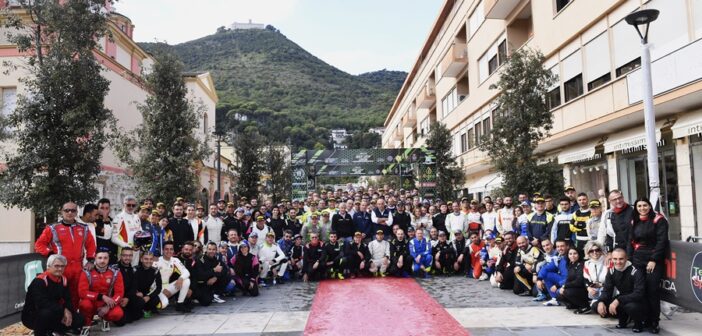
[80,326,91,336]
[212,294,226,303]
[478,273,488,281]
[543,298,560,306]
[101,320,110,332]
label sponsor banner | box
[661,241,702,312]
[0,253,45,319]
[292,148,435,166]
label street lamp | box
[625,9,660,209]
[213,131,224,202]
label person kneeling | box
[230,241,260,296]
[22,254,84,336]
[433,231,455,275]
[345,232,370,278]
[409,229,432,278]
[78,249,125,334]
[596,248,647,333]
[156,241,192,312]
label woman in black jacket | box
[628,197,669,334]
[558,247,588,310]
[231,242,260,297]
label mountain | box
[139,26,406,149]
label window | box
[475,122,483,146]
[612,20,640,77]
[460,133,467,152]
[420,118,430,137]
[562,50,583,102]
[441,87,459,118]
[482,38,508,81]
[482,117,491,138]
[497,40,507,67]
[468,1,485,38]
[615,57,641,77]
[547,87,562,110]
[467,128,475,149]
[555,0,572,13]
[564,75,583,102]
[584,32,611,90]
[1,87,17,133]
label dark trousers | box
[513,266,535,295]
[498,266,515,290]
[116,295,146,326]
[234,276,259,296]
[601,299,647,326]
[346,253,368,274]
[23,307,83,336]
[435,251,455,274]
[389,255,412,276]
[558,288,589,309]
[303,260,325,281]
[638,262,664,324]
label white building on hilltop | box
[331,129,350,149]
[230,19,265,30]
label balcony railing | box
[416,84,436,109]
[402,111,417,128]
[484,0,522,20]
[440,42,468,78]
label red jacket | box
[78,267,124,303]
[35,221,96,263]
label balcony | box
[485,0,522,20]
[439,42,468,78]
[392,127,404,141]
[402,111,417,128]
[416,83,436,109]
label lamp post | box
[625,9,660,209]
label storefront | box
[558,140,609,201]
[605,120,681,240]
[672,109,702,239]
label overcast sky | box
[115,0,442,75]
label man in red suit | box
[78,249,124,331]
[35,202,97,308]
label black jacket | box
[563,261,586,289]
[453,237,467,257]
[345,241,370,263]
[496,243,518,272]
[607,205,634,250]
[433,213,448,235]
[200,254,227,282]
[22,273,73,323]
[322,241,345,263]
[221,215,243,241]
[393,211,412,234]
[599,263,645,305]
[134,265,161,301]
[283,218,302,236]
[116,262,137,299]
[389,238,410,260]
[232,251,259,280]
[167,217,193,251]
[331,213,354,238]
[303,242,325,264]
[628,212,669,267]
[268,218,286,239]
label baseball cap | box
[533,197,545,203]
[354,231,362,237]
[151,210,160,216]
[249,232,258,238]
[520,201,531,207]
[454,229,463,235]
[266,232,275,237]
[256,215,265,221]
[407,226,415,232]
[376,230,384,234]
[470,199,478,204]
[564,185,576,192]
[589,200,602,208]
[156,202,165,208]
[438,231,446,236]
[495,237,504,243]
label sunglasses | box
[589,248,602,253]
[62,209,77,213]
[126,204,137,208]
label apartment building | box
[0,3,220,255]
[383,0,702,240]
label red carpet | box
[304,277,469,336]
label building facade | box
[383,0,702,241]
[0,3,220,255]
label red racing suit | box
[35,221,96,308]
[468,241,485,279]
[78,266,124,326]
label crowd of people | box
[22,184,668,335]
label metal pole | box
[641,42,660,210]
[216,136,222,202]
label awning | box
[557,140,598,164]
[603,120,665,153]
[672,109,702,139]
[467,173,502,194]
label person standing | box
[96,198,117,264]
[22,255,83,336]
[628,198,669,333]
[570,193,591,253]
[268,208,286,240]
[550,198,574,246]
[497,197,515,235]
[598,190,634,253]
[352,202,373,242]
[586,200,603,242]
[432,203,449,235]
[371,199,394,238]
[35,202,96,309]
[112,196,142,265]
[445,202,467,241]
[331,204,354,243]
[202,205,224,244]
[167,204,194,253]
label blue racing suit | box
[537,254,568,298]
[409,237,432,273]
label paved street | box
[76,276,701,335]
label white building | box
[230,20,265,30]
